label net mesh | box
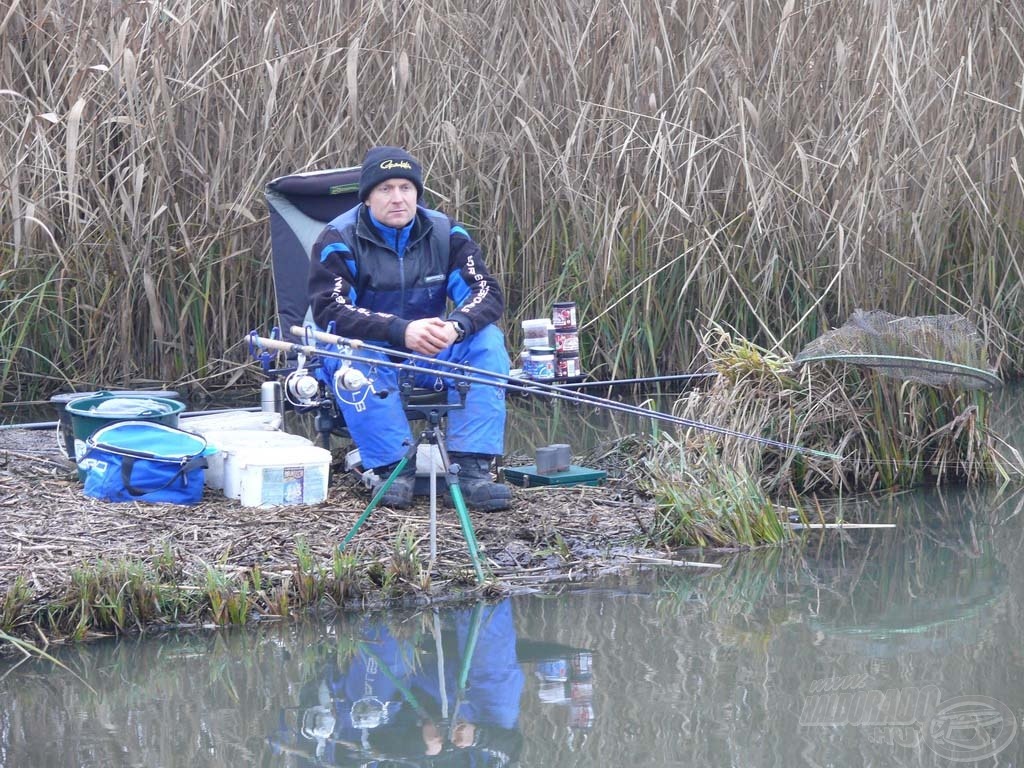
[794,309,1001,392]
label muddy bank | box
[0,426,668,636]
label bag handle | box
[120,455,209,497]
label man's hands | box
[404,317,459,355]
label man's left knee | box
[465,324,510,372]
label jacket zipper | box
[394,228,406,314]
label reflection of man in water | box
[278,599,524,766]
[412,601,523,757]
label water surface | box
[2,484,1022,766]
[3,387,1024,766]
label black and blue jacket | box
[308,204,505,350]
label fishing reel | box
[330,362,382,414]
[249,330,332,410]
[334,365,371,394]
[283,370,321,406]
[282,351,326,408]
[300,704,337,742]
[349,696,394,730]
[282,347,380,408]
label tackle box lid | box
[503,464,607,488]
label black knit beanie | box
[358,146,424,202]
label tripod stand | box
[339,379,485,583]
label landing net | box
[794,309,1001,392]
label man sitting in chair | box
[308,146,511,512]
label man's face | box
[366,178,418,228]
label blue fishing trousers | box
[319,324,509,469]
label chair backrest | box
[265,167,361,332]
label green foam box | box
[503,464,607,488]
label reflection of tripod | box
[339,378,485,583]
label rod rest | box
[399,379,468,423]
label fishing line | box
[253,331,841,461]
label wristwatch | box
[450,319,467,342]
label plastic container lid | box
[180,410,283,434]
[66,395,184,418]
[203,429,312,452]
[87,421,212,460]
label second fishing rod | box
[265,326,840,461]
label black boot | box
[365,461,415,509]
[448,453,511,512]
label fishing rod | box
[252,331,840,461]
[553,372,717,390]
[287,327,706,423]
[284,325,839,459]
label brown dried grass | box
[0,426,655,640]
[2,0,1023,398]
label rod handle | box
[251,336,301,353]
[289,325,364,348]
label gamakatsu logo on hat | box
[380,159,412,170]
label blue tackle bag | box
[81,421,215,505]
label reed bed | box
[0,428,655,644]
[644,325,1024,546]
[2,0,1023,400]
